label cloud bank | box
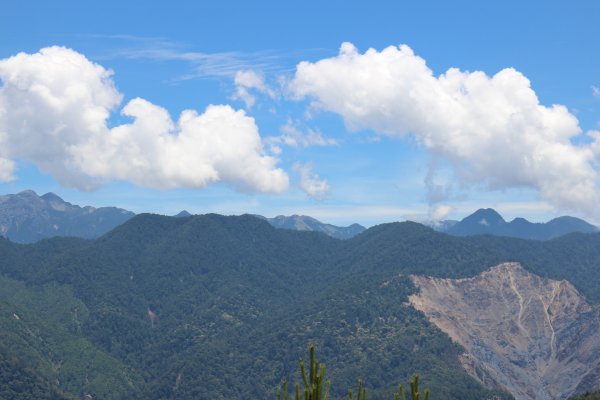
[0,47,288,193]
[291,42,600,216]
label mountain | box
[437,208,598,240]
[257,214,366,239]
[0,190,135,243]
[0,215,506,400]
[174,210,192,218]
[410,263,600,400]
[447,208,507,235]
[2,215,600,398]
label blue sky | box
[1,1,600,226]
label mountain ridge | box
[2,189,597,243]
[434,208,598,240]
[255,213,366,239]
[0,190,135,243]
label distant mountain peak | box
[0,190,135,243]
[41,192,71,211]
[439,207,598,240]
[257,214,366,239]
[174,210,192,218]
[41,192,66,203]
[17,189,38,197]
[467,208,505,225]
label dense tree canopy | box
[1,214,599,398]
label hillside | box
[1,215,600,398]
[410,263,600,399]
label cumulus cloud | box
[0,158,15,181]
[265,120,338,154]
[0,47,288,193]
[290,42,600,216]
[279,120,338,147]
[294,162,330,200]
[232,70,276,108]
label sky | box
[1,1,600,227]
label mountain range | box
[2,213,600,399]
[0,190,135,243]
[0,191,368,243]
[2,191,597,244]
[433,208,598,240]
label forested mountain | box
[437,208,598,240]
[1,214,600,399]
[0,190,134,243]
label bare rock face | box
[409,263,600,400]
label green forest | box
[2,214,600,399]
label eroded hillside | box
[409,263,600,400]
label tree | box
[278,344,429,400]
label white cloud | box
[294,162,330,200]
[291,42,600,217]
[232,70,277,108]
[265,120,338,152]
[593,86,600,97]
[430,204,454,222]
[0,46,289,193]
[0,158,15,181]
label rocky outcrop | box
[409,263,600,400]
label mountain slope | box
[0,215,505,400]
[0,345,74,400]
[0,275,138,400]
[2,215,600,398]
[410,263,600,400]
[440,208,598,240]
[0,190,135,243]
